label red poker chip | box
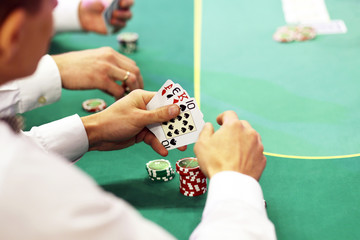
[179,187,207,197]
[180,183,207,191]
[177,157,208,197]
[176,157,200,173]
[180,171,206,179]
[180,176,207,185]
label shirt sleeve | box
[54,0,82,32]
[0,55,62,116]
[190,171,277,240]
[0,123,176,240]
[22,114,89,162]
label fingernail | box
[168,105,179,117]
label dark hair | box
[0,0,42,25]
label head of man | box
[0,0,57,84]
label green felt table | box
[22,0,360,239]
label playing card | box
[147,79,175,110]
[148,98,205,150]
[103,0,120,34]
[163,83,190,105]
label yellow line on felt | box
[194,0,202,108]
[193,1,359,160]
[264,152,360,160]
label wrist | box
[51,54,66,87]
[81,114,102,150]
[78,3,87,31]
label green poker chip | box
[146,159,175,182]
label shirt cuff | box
[15,55,62,113]
[204,171,267,217]
[22,114,89,161]
[54,0,82,32]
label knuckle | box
[102,47,116,58]
[132,66,140,76]
[126,74,136,85]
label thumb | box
[145,104,180,125]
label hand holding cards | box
[146,80,205,150]
[103,0,132,34]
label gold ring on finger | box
[123,71,130,82]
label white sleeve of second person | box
[190,171,277,240]
[54,0,82,32]
[0,55,62,116]
[22,114,89,162]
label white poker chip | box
[82,99,107,112]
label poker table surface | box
[23,0,360,239]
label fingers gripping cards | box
[146,80,205,150]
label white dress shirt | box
[0,55,88,161]
[53,0,82,32]
[0,121,276,240]
[0,0,88,161]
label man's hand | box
[52,47,143,99]
[81,89,187,155]
[194,111,266,181]
[78,0,133,34]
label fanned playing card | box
[103,0,120,34]
[146,81,205,150]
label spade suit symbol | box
[167,132,172,137]
[180,104,186,111]
[162,121,168,125]
[182,120,188,126]
[169,124,174,130]
[174,129,180,135]
[181,127,187,133]
[166,94,174,99]
[177,115,182,121]
[189,125,194,131]
[184,113,190,118]
[170,139,177,146]
[170,118,175,123]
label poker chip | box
[273,25,316,43]
[146,159,175,182]
[117,32,138,54]
[295,26,316,41]
[82,98,107,112]
[176,157,207,197]
[273,26,297,43]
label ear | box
[0,9,27,63]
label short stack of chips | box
[176,157,207,197]
[273,25,316,43]
[117,32,139,54]
[146,159,175,182]
[82,99,107,112]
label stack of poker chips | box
[273,25,316,43]
[176,157,207,197]
[117,32,139,54]
[146,159,175,182]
